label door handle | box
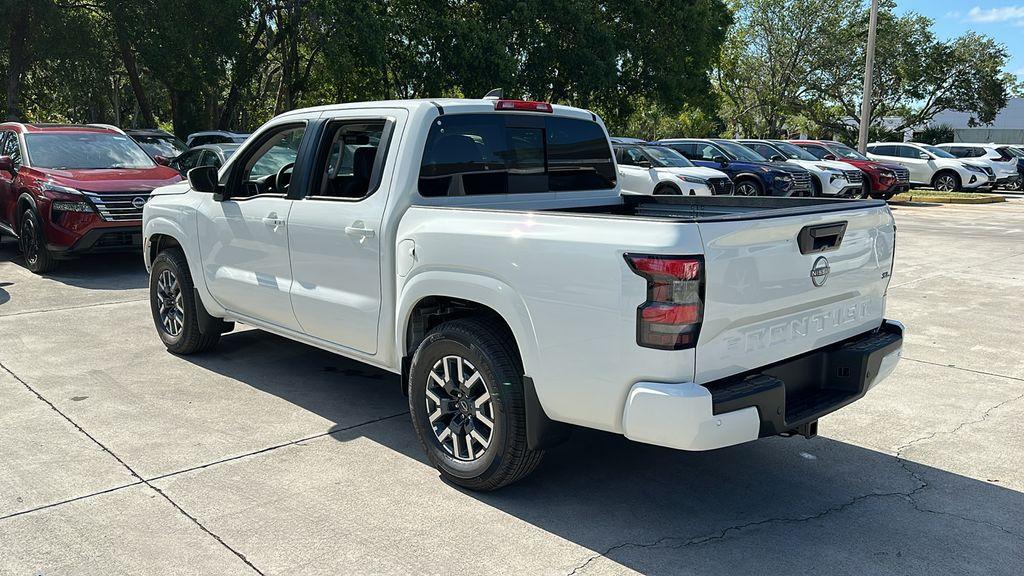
[345,224,376,243]
[262,215,286,230]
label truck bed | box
[553,195,888,222]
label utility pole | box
[857,0,879,153]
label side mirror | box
[713,155,729,165]
[0,155,13,174]
[770,154,786,162]
[187,165,220,194]
[153,155,171,166]
[823,154,837,161]
[918,152,930,160]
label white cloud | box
[967,6,1024,23]
[946,10,962,18]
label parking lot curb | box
[890,194,1006,204]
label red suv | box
[789,139,910,200]
[0,123,182,272]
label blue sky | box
[896,1,1024,77]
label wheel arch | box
[396,272,569,450]
[932,168,961,188]
[15,191,37,228]
[144,216,225,318]
[653,181,681,195]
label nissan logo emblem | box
[810,256,831,287]
[131,197,147,209]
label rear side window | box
[418,114,615,196]
[0,131,22,166]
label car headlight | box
[964,164,985,173]
[51,200,94,213]
[878,169,895,180]
[41,182,83,197]
[814,164,834,172]
[676,175,709,185]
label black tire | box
[149,248,220,354]
[734,178,762,196]
[653,183,681,195]
[408,318,543,491]
[19,209,57,273]
[931,171,961,192]
[860,181,872,199]
[810,176,822,197]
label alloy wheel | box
[935,175,956,191]
[19,217,38,265]
[156,269,185,337]
[425,355,495,461]
[736,182,758,196]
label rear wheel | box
[408,318,543,491]
[19,209,57,274]
[734,179,762,196]
[149,248,220,354]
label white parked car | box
[738,139,864,197]
[866,142,994,191]
[143,97,903,490]
[614,142,733,196]
[934,143,1021,190]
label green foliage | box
[0,0,731,137]
[915,124,955,145]
[717,0,1017,140]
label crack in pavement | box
[902,356,1024,384]
[0,360,266,574]
[566,391,1024,575]
[0,297,147,318]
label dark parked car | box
[650,138,812,196]
[126,129,187,162]
[185,130,250,148]
[0,123,182,273]
[169,143,240,176]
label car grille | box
[82,191,151,222]
[892,166,910,183]
[843,169,863,184]
[789,171,812,194]
[708,177,734,195]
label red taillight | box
[625,254,704,350]
[494,99,553,113]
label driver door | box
[196,122,307,330]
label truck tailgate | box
[694,205,895,384]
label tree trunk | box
[5,6,32,121]
[114,27,155,127]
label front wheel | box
[734,179,762,196]
[149,248,220,354]
[932,172,960,192]
[408,319,543,491]
[19,209,57,273]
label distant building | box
[930,98,1024,144]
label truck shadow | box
[0,238,147,290]
[183,328,1024,575]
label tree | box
[804,1,1014,139]
[715,0,862,138]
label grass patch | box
[891,189,1006,204]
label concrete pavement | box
[0,199,1022,575]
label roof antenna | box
[483,88,503,100]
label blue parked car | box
[650,138,813,196]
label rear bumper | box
[622,320,903,451]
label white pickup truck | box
[143,98,903,490]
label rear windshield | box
[133,135,187,158]
[25,132,155,169]
[419,113,615,196]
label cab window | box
[308,119,389,200]
[0,131,22,167]
[418,114,615,196]
[234,124,306,198]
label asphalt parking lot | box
[1,199,1022,576]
